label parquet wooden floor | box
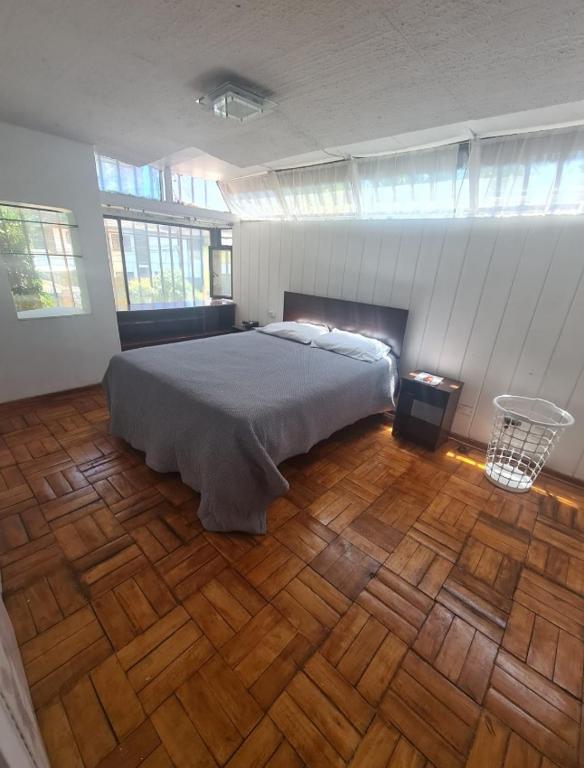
[2,385,584,768]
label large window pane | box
[104,217,212,309]
[0,203,89,318]
[171,173,229,211]
[205,181,228,211]
[210,247,232,298]
[95,155,162,201]
[103,218,128,311]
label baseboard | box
[449,431,584,491]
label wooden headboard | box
[283,292,409,359]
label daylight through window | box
[104,217,233,310]
[0,203,90,319]
[96,155,162,200]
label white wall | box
[234,217,584,480]
[0,122,120,402]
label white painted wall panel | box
[233,216,584,480]
[0,122,120,402]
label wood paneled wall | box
[233,216,584,480]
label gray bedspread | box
[102,331,397,534]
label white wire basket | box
[485,395,574,492]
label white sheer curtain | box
[219,126,584,220]
[356,143,468,218]
[474,127,584,216]
[218,172,285,219]
[277,160,356,218]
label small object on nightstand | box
[414,371,443,386]
[393,370,463,450]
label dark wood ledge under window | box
[116,300,236,350]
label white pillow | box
[313,328,391,362]
[257,321,329,344]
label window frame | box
[104,215,233,310]
[209,228,233,299]
[96,155,163,201]
[170,172,229,211]
[0,201,90,320]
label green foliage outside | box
[127,273,206,306]
[0,207,55,311]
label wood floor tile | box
[90,654,145,739]
[386,535,453,598]
[37,696,85,768]
[157,535,227,600]
[95,719,161,768]
[0,536,64,592]
[62,676,117,768]
[221,604,299,689]
[307,487,367,533]
[176,654,263,763]
[272,566,350,645]
[318,600,407,706]
[109,488,168,528]
[472,514,530,562]
[390,460,450,504]
[514,568,584,640]
[347,716,400,768]
[414,604,498,703]
[435,565,511,644]
[20,604,112,707]
[366,488,426,535]
[485,648,581,767]
[358,567,433,644]
[311,536,381,600]
[273,510,336,562]
[458,537,522,598]
[249,633,314,710]
[151,695,215,768]
[234,536,304,599]
[380,650,480,768]
[269,691,345,768]
[442,476,492,512]
[526,517,584,597]
[224,716,284,768]
[3,386,584,768]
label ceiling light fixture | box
[196,82,275,123]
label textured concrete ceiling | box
[1,0,584,173]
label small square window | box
[0,202,90,319]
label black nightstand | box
[393,371,463,450]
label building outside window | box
[0,203,90,319]
[104,217,233,310]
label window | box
[209,246,232,298]
[357,143,469,219]
[0,203,90,319]
[96,155,162,200]
[104,216,214,310]
[220,229,233,246]
[219,125,584,220]
[95,155,230,212]
[278,162,357,218]
[171,173,229,211]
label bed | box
[103,292,408,534]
